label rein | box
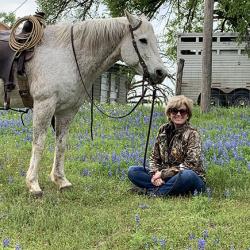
[71,20,158,171]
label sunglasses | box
[169,108,188,116]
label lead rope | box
[71,23,157,172]
[143,88,157,171]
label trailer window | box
[219,50,238,55]
[198,37,217,42]
[181,50,196,55]
[181,37,196,42]
[220,37,237,42]
[198,50,217,55]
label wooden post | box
[201,0,214,112]
[175,58,185,95]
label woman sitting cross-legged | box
[128,95,206,196]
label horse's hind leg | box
[26,99,55,196]
[50,112,77,190]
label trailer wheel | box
[232,91,250,107]
[210,90,225,106]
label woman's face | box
[168,104,189,128]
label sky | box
[0,0,38,18]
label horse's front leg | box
[50,112,77,190]
[26,99,55,196]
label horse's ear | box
[125,10,141,29]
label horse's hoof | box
[30,190,43,198]
[59,183,73,191]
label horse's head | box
[120,11,168,85]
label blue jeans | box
[128,166,205,196]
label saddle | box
[0,12,45,109]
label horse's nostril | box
[156,69,164,79]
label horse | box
[0,11,167,196]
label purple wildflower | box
[81,168,91,177]
[3,238,10,247]
[135,214,140,227]
[15,244,21,250]
[198,238,206,250]
[159,239,166,248]
[189,233,195,240]
[203,230,209,239]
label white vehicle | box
[177,32,250,106]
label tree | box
[0,12,16,27]
[36,0,106,23]
[201,0,214,113]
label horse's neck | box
[74,17,128,81]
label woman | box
[128,95,206,196]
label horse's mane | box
[54,17,128,52]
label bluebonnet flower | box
[203,230,208,239]
[224,189,230,198]
[3,238,10,247]
[8,176,14,184]
[198,238,205,250]
[206,187,212,199]
[19,169,26,177]
[247,162,250,171]
[15,244,21,250]
[193,189,198,196]
[152,236,158,245]
[159,239,166,248]
[81,168,91,177]
[189,233,195,240]
[108,169,112,177]
[135,214,140,227]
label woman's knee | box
[181,169,205,190]
[127,166,141,179]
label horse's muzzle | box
[149,67,168,85]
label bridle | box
[71,19,158,171]
[128,20,151,83]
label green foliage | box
[0,106,249,249]
[0,12,16,27]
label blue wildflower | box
[81,168,91,177]
[189,233,195,240]
[3,238,10,247]
[15,244,21,250]
[152,236,158,245]
[203,230,209,239]
[224,189,230,198]
[135,214,140,227]
[159,239,166,248]
[198,238,206,250]
[8,176,14,184]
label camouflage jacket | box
[149,122,205,180]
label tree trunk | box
[201,0,214,112]
[175,58,185,95]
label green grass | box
[0,105,249,249]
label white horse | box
[0,12,167,196]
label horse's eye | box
[139,38,148,44]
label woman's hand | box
[151,171,165,186]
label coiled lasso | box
[9,15,46,57]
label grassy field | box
[0,105,249,250]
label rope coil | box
[9,15,46,56]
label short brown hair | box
[165,95,193,121]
